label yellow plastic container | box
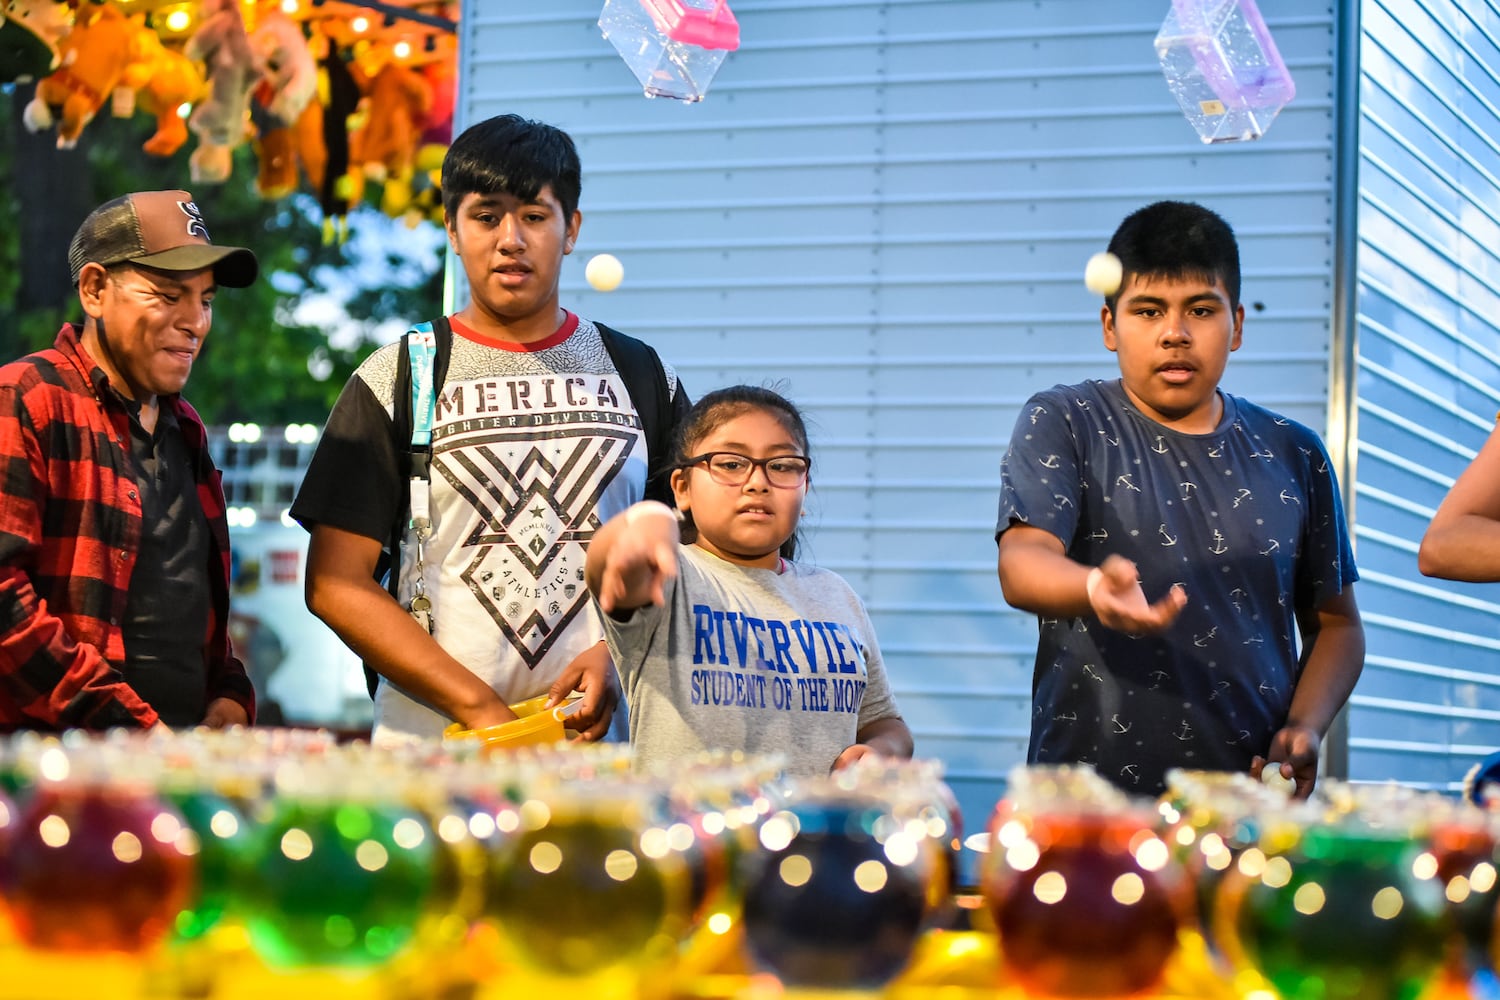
[443,696,576,754]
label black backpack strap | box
[597,322,685,505]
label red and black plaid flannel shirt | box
[0,324,255,730]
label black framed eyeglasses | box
[680,452,811,488]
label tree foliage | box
[0,84,444,424]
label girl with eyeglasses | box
[586,385,913,776]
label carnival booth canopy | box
[1,0,458,227]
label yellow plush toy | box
[120,25,204,157]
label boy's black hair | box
[1105,200,1241,313]
[673,385,810,562]
[441,114,583,221]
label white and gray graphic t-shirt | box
[996,379,1357,794]
[291,314,681,745]
[599,545,903,777]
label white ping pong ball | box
[586,253,624,292]
[1084,251,1123,297]
[1261,763,1295,795]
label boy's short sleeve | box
[1294,432,1359,611]
[996,390,1083,547]
[290,371,404,543]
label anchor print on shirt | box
[1232,489,1253,508]
[1040,454,1063,469]
[1159,524,1178,546]
[1179,481,1198,500]
[1174,720,1194,741]
[1100,429,1121,446]
[1280,490,1300,506]
[1194,626,1218,647]
[1210,529,1229,554]
[1111,714,1132,734]
[1116,474,1142,493]
[1152,435,1169,455]
[1030,405,1047,424]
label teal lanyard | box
[407,322,438,449]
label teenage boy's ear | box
[563,210,582,255]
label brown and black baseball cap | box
[68,190,259,288]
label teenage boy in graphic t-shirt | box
[291,114,689,746]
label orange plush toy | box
[346,53,432,213]
[21,2,136,149]
[119,25,204,157]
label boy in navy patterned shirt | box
[995,201,1364,797]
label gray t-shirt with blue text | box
[599,545,903,777]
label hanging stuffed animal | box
[314,32,361,241]
[185,0,258,183]
[0,0,70,85]
[346,48,433,217]
[401,141,445,230]
[21,2,135,149]
[248,7,318,198]
[250,8,315,124]
[119,23,204,157]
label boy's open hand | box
[1087,554,1187,635]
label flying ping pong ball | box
[1084,252,1123,296]
[586,253,624,292]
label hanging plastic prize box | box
[1155,0,1296,143]
[599,0,740,102]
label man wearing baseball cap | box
[0,190,259,730]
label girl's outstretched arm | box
[586,501,682,616]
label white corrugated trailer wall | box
[453,0,1338,837]
[1349,0,1500,791]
